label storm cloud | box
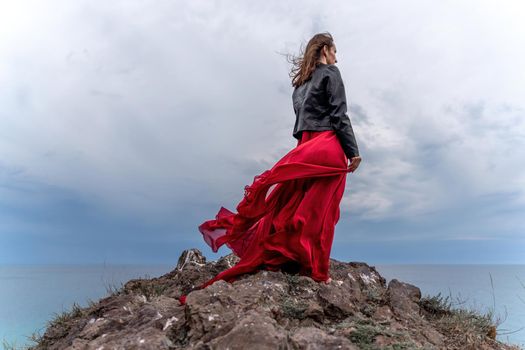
[1,0,524,264]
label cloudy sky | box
[1,0,524,265]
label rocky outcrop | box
[28,249,522,350]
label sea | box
[1,264,524,349]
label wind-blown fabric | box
[179,130,352,305]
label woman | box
[178,32,361,305]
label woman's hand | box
[348,156,361,172]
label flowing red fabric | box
[179,130,352,305]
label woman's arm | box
[325,65,360,161]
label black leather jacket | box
[292,63,360,160]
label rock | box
[303,300,324,322]
[213,252,241,271]
[387,278,422,319]
[372,305,393,322]
[184,280,240,343]
[421,327,445,346]
[207,311,287,349]
[290,327,358,349]
[317,282,358,319]
[28,248,519,350]
[176,249,206,271]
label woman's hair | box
[287,32,335,88]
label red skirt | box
[179,130,351,304]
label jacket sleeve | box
[325,65,360,159]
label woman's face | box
[323,44,338,64]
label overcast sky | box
[1,0,524,265]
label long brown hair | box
[287,32,334,88]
